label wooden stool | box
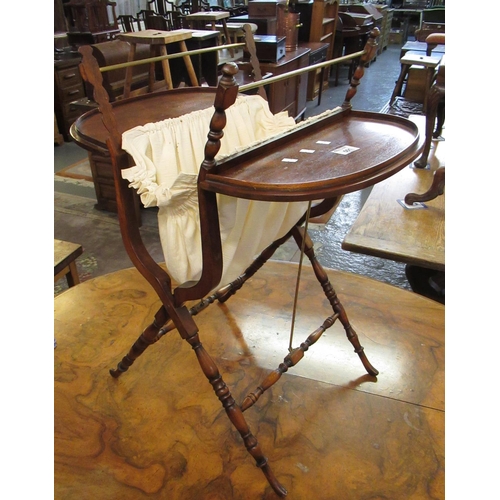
[118,29,199,98]
[389,51,441,113]
[54,239,83,288]
[186,11,233,56]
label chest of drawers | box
[54,55,85,141]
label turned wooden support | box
[342,28,380,110]
[184,330,287,497]
[291,226,379,377]
[174,63,240,306]
[241,314,338,412]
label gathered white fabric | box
[121,94,309,288]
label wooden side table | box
[118,29,199,97]
[54,239,83,288]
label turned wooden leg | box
[292,226,379,377]
[110,306,169,378]
[241,314,339,411]
[185,330,287,497]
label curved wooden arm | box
[174,63,240,305]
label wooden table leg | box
[389,63,409,106]
[159,45,174,90]
[221,19,234,57]
[123,43,137,99]
[179,40,199,87]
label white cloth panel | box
[121,95,309,288]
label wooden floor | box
[54,261,444,499]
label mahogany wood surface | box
[54,261,444,499]
[201,110,424,202]
[342,131,445,271]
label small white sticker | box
[282,158,298,162]
[300,149,315,153]
[316,140,331,145]
[332,145,359,155]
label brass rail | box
[98,42,366,91]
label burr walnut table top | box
[54,261,444,499]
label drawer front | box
[248,1,279,17]
[310,49,327,65]
[60,84,85,104]
[56,66,83,89]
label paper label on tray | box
[332,145,359,155]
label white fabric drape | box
[121,94,309,288]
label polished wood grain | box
[54,261,444,499]
[201,110,423,202]
[342,133,445,271]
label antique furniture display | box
[70,30,425,495]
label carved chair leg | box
[184,329,288,497]
[404,166,445,205]
[291,226,379,377]
[110,306,169,378]
[414,83,444,169]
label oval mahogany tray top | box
[202,109,424,202]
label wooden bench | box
[54,239,83,288]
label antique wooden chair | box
[75,30,418,496]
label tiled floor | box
[54,43,417,293]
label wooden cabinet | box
[54,55,86,141]
[258,46,311,120]
[296,0,339,88]
[300,41,330,101]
